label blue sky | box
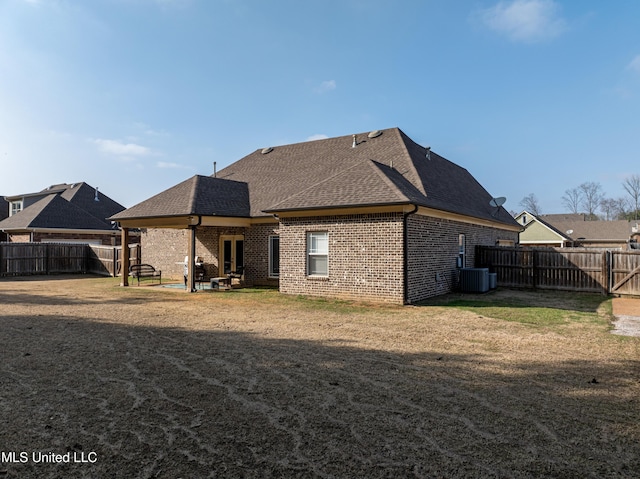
[1,0,640,215]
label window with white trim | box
[307,232,328,276]
[10,200,23,216]
[268,235,280,278]
[458,234,466,268]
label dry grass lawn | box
[1,276,639,478]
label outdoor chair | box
[228,266,245,288]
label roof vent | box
[94,187,100,202]
[352,135,357,148]
[425,146,431,160]
[367,130,382,139]
[261,147,273,155]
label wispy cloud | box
[477,0,567,43]
[156,161,189,169]
[314,80,336,94]
[92,138,153,157]
[307,134,329,141]
[627,55,640,74]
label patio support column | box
[120,227,129,287]
[187,225,196,292]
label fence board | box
[1,243,141,277]
[610,252,640,296]
[477,246,610,294]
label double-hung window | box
[307,232,328,276]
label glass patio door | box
[220,235,244,275]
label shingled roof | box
[0,182,125,232]
[112,127,517,227]
[111,175,250,220]
[539,215,634,242]
[0,194,116,231]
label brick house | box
[0,182,129,245]
[111,128,520,303]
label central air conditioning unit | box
[459,268,490,293]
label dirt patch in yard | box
[1,277,639,478]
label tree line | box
[519,175,640,221]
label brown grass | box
[1,276,638,478]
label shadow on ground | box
[1,295,638,478]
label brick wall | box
[140,224,278,284]
[34,232,120,245]
[245,223,279,287]
[9,232,127,245]
[406,214,519,303]
[139,229,189,279]
[279,213,405,304]
[8,234,31,243]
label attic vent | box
[261,147,273,155]
[367,130,382,139]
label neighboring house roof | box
[0,194,113,231]
[540,216,633,242]
[517,210,634,246]
[0,182,125,233]
[113,128,518,228]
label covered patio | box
[110,175,252,292]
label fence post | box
[532,249,538,289]
[604,251,610,295]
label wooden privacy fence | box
[86,244,140,277]
[476,246,640,296]
[0,243,140,277]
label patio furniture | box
[228,266,245,288]
[210,277,231,290]
[129,264,162,286]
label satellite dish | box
[489,197,506,207]
[566,229,574,235]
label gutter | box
[403,204,419,305]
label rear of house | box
[112,128,520,303]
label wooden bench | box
[129,264,162,286]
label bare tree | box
[562,187,582,214]
[616,197,631,219]
[600,197,627,220]
[622,174,640,220]
[578,182,604,219]
[519,193,541,215]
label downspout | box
[403,204,419,305]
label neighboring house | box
[0,182,129,245]
[111,128,521,304]
[0,197,7,242]
[516,211,639,250]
